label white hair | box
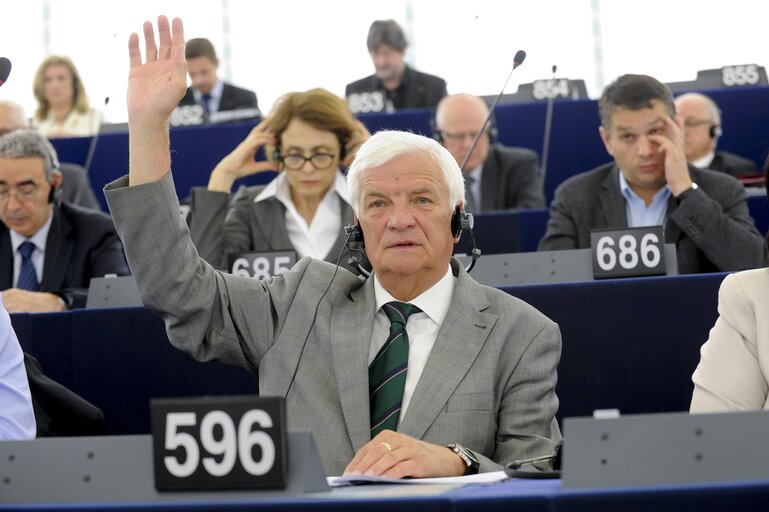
[347,130,465,216]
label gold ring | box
[381,442,392,452]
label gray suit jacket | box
[480,145,545,211]
[188,183,365,274]
[539,163,763,274]
[106,172,562,476]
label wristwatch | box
[676,182,699,203]
[447,443,480,475]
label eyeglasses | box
[683,118,715,129]
[0,183,42,203]
[279,152,337,171]
[440,131,485,143]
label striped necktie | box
[369,301,421,437]
[17,241,39,291]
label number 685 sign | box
[590,226,667,278]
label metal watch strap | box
[447,443,480,475]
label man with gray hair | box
[674,92,758,177]
[345,19,447,114]
[539,74,763,274]
[0,100,101,210]
[106,16,561,478]
[0,130,128,312]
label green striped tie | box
[369,301,421,437]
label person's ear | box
[599,126,614,157]
[50,170,63,191]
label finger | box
[143,21,158,62]
[382,456,421,479]
[128,32,142,68]
[355,442,395,476]
[171,17,185,46]
[248,161,279,174]
[171,18,186,72]
[157,15,172,60]
[344,445,370,475]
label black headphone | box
[431,115,498,144]
[709,125,723,139]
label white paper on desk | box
[328,470,508,487]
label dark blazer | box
[0,202,130,308]
[480,144,545,211]
[345,65,447,112]
[707,151,758,178]
[179,82,258,113]
[538,163,764,274]
[188,183,367,275]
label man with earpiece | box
[106,16,562,478]
[0,131,129,312]
[674,92,758,178]
[433,93,545,212]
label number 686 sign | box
[590,226,667,279]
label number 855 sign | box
[590,226,667,278]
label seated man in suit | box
[539,74,763,274]
[674,92,758,178]
[175,37,259,124]
[346,19,447,114]
[0,100,101,210]
[0,131,129,312]
[106,16,561,477]
[0,295,35,440]
[434,93,544,212]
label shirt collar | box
[692,151,715,169]
[373,265,455,326]
[618,169,670,203]
[193,79,223,102]
[254,170,349,205]
[10,207,54,254]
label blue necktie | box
[201,93,212,117]
[17,241,39,291]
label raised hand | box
[208,119,280,192]
[127,16,187,124]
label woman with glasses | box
[32,56,105,139]
[189,88,369,273]
[690,158,769,412]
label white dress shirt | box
[692,151,716,169]
[370,265,456,423]
[254,171,348,260]
[10,210,53,288]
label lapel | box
[218,83,234,111]
[40,206,73,291]
[252,198,293,251]
[398,259,497,440]
[0,230,12,289]
[324,202,355,264]
[598,165,629,229]
[329,275,376,452]
[479,147,501,211]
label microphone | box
[505,440,563,475]
[540,64,557,179]
[83,96,109,175]
[458,50,526,172]
[0,57,11,87]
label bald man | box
[433,94,544,212]
[0,101,101,210]
[675,93,757,178]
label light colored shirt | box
[370,266,456,423]
[255,171,348,260]
[10,209,53,288]
[0,294,36,440]
[192,80,224,115]
[35,108,104,138]
[692,151,716,169]
[619,171,671,228]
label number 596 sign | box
[590,226,666,278]
[151,396,287,491]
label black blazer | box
[179,82,258,113]
[480,144,545,211]
[345,65,447,112]
[0,202,130,308]
[708,151,758,178]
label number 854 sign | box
[590,226,667,279]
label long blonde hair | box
[33,55,90,122]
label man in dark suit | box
[0,100,101,210]
[675,92,758,177]
[346,19,447,114]
[434,94,544,212]
[175,37,259,123]
[539,74,763,274]
[0,131,129,312]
